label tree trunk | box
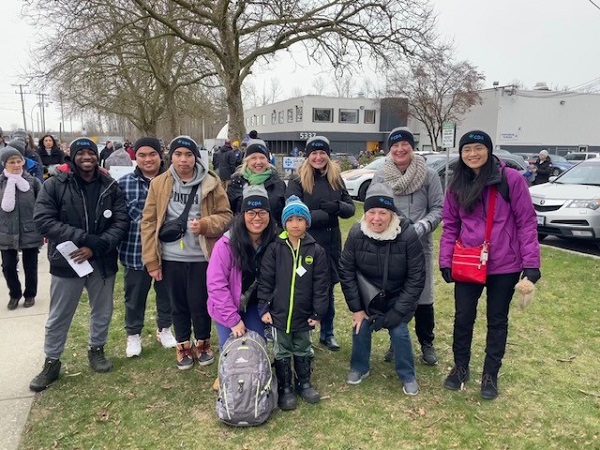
[224,74,245,141]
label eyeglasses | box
[462,146,488,155]
[245,209,269,219]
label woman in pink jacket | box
[439,130,541,401]
[207,185,277,347]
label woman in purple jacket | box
[439,130,541,401]
[207,185,277,347]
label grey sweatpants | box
[44,271,115,359]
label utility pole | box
[38,93,47,134]
[59,92,65,142]
[13,84,29,131]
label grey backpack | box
[216,330,277,426]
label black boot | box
[481,373,499,400]
[88,346,113,373]
[29,358,61,392]
[274,358,297,411]
[294,355,320,404]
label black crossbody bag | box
[158,184,199,243]
[356,242,391,315]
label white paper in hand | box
[55,241,94,277]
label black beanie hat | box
[134,137,162,155]
[249,130,258,139]
[244,139,270,159]
[363,183,397,213]
[305,136,331,157]
[169,135,199,158]
[458,130,493,153]
[387,127,415,150]
[242,185,271,212]
[69,137,98,159]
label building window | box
[296,106,303,122]
[313,108,333,123]
[246,117,250,126]
[364,109,376,124]
[287,108,294,123]
[278,111,284,124]
[250,116,255,126]
[271,111,277,125]
[339,109,359,124]
[261,114,266,125]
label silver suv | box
[565,152,600,162]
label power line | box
[588,0,600,12]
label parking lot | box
[541,236,600,257]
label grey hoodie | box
[161,160,207,262]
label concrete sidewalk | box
[0,249,50,450]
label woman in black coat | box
[36,134,65,178]
[285,135,355,351]
[339,183,425,394]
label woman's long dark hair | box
[37,134,59,152]
[229,211,277,270]
[448,149,498,212]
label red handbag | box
[451,186,497,284]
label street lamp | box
[30,103,41,136]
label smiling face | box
[4,155,25,174]
[308,150,329,170]
[461,143,489,174]
[244,208,270,237]
[135,146,161,178]
[171,147,196,178]
[365,208,393,234]
[390,141,413,170]
[246,153,269,173]
[73,148,98,174]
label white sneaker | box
[126,334,142,358]
[156,328,177,349]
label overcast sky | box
[1,0,599,134]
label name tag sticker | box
[296,265,307,277]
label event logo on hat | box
[377,197,394,208]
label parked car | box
[515,153,576,176]
[341,156,385,201]
[331,152,359,169]
[565,152,600,162]
[529,158,600,242]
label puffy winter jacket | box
[339,218,425,322]
[257,231,329,333]
[439,164,540,274]
[33,165,129,278]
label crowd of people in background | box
[0,124,541,407]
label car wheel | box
[537,233,547,242]
[551,168,561,176]
[358,180,371,202]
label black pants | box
[161,260,211,342]
[452,272,520,376]
[414,304,435,346]
[123,267,171,336]
[1,248,38,299]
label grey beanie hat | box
[242,184,270,212]
[1,146,25,165]
[363,183,397,212]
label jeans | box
[351,319,416,382]
[319,284,336,340]
[123,267,171,336]
[215,303,264,349]
[452,272,520,376]
[1,248,38,299]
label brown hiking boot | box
[176,341,194,370]
[193,339,215,366]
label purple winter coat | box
[207,233,243,328]
[439,166,540,275]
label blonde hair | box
[298,157,343,194]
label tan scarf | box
[382,155,427,196]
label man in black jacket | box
[29,137,129,392]
[215,139,237,185]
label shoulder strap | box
[179,184,200,222]
[484,185,497,243]
[381,242,391,291]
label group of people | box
[0,124,541,406]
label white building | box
[409,85,600,154]
[243,95,409,155]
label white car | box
[341,156,385,201]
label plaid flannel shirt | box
[117,168,154,270]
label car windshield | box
[363,157,385,170]
[554,162,600,185]
[565,153,587,161]
[551,154,567,163]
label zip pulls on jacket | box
[283,233,302,334]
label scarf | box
[382,155,427,196]
[243,167,272,185]
[1,170,30,212]
[360,213,402,241]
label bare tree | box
[128,0,435,140]
[388,47,484,151]
[331,73,355,98]
[312,76,328,95]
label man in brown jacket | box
[141,135,231,370]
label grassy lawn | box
[22,204,600,449]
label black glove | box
[320,200,339,215]
[83,235,109,256]
[384,309,404,329]
[521,268,541,284]
[440,267,454,283]
[369,313,386,332]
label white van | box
[565,152,600,162]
